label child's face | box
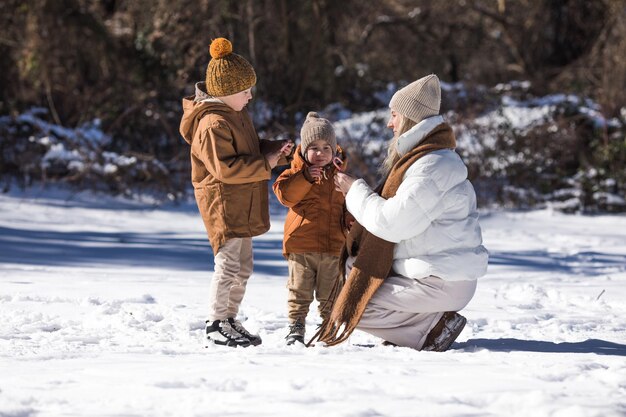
[220,88,253,111]
[305,139,334,167]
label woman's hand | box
[334,172,357,195]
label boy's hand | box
[260,139,293,158]
[265,140,294,169]
[280,141,294,156]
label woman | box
[312,74,488,351]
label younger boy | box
[273,112,348,345]
[180,38,293,347]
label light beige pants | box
[357,274,477,349]
[287,253,341,324]
[207,237,253,321]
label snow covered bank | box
[3,81,624,213]
[1,191,625,416]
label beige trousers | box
[357,275,477,349]
[287,253,341,324]
[207,237,253,321]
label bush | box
[0,108,181,201]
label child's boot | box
[285,320,305,345]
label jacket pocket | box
[247,182,268,231]
[221,182,269,235]
[221,183,249,233]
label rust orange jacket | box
[273,145,348,258]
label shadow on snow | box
[456,338,626,356]
[488,250,626,275]
[0,225,288,276]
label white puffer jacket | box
[345,115,488,281]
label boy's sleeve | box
[196,120,272,184]
[272,168,314,207]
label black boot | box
[205,319,251,347]
[228,318,262,346]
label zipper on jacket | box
[326,173,333,253]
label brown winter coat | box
[273,144,348,257]
[179,83,289,254]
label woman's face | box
[305,139,334,167]
[220,88,253,111]
[387,110,403,137]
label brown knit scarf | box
[308,123,457,346]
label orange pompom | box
[209,38,233,59]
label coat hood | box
[179,82,234,145]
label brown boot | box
[421,312,467,352]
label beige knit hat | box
[389,74,441,123]
[300,112,337,156]
[205,38,257,97]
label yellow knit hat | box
[205,38,257,97]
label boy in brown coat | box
[273,112,349,345]
[180,38,293,347]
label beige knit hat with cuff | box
[389,74,441,123]
[300,112,337,156]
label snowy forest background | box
[1,0,625,212]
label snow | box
[1,189,626,417]
[41,143,84,171]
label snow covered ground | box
[1,189,625,417]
